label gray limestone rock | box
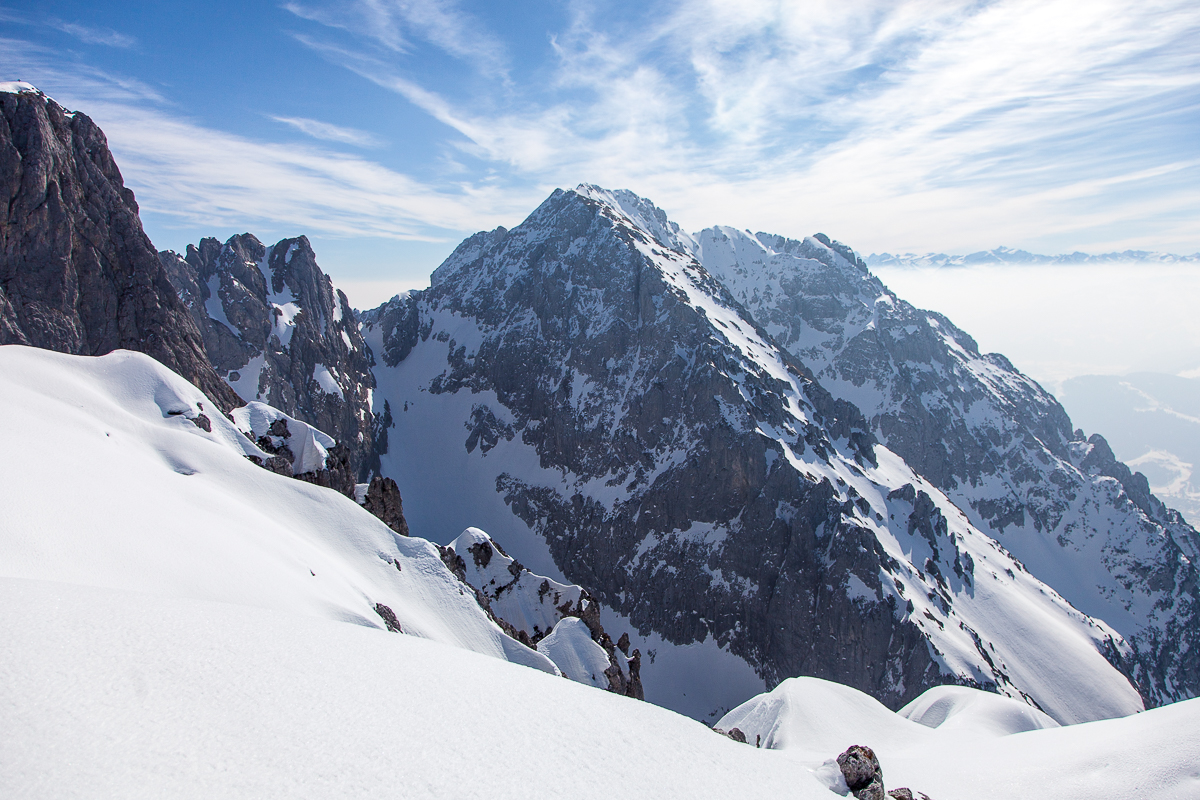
[373,603,403,633]
[838,745,885,800]
[362,475,410,536]
[0,87,239,411]
[160,234,379,479]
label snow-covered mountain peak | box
[0,80,42,96]
[361,184,1146,722]
[574,183,699,255]
[161,232,379,479]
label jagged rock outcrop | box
[692,225,1200,708]
[0,84,238,410]
[160,233,378,479]
[361,476,409,536]
[442,528,642,698]
[838,745,885,800]
[363,185,1142,722]
[230,401,356,496]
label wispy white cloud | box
[7,0,1200,258]
[47,19,136,49]
[290,0,1200,253]
[284,0,508,77]
[271,115,385,147]
[95,101,537,239]
[0,35,541,242]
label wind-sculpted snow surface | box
[693,226,1200,708]
[716,677,1200,800]
[5,581,1197,799]
[160,234,379,479]
[0,345,556,675]
[363,186,1142,723]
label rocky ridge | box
[160,233,379,479]
[0,83,239,410]
[691,225,1200,708]
[443,527,643,698]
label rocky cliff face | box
[160,234,379,479]
[0,84,239,411]
[692,226,1200,708]
[363,185,1142,723]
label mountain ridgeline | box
[160,233,380,480]
[0,84,238,410]
[4,84,1197,723]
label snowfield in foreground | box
[4,577,1199,799]
[0,345,554,674]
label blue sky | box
[3,0,1200,304]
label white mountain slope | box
[716,677,1200,800]
[4,577,1195,799]
[690,224,1200,707]
[0,345,555,675]
[361,185,1142,724]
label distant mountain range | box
[867,246,1200,268]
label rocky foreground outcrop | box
[439,528,643,698]
[0,84,239,411]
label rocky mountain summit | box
[691,225,1200,707]
[360,185,1142,722]
[0,83,238,410]
[160,233,379,479]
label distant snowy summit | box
[867,245,1200,268]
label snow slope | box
[718,677,1200,799]
[0,345,554,674]
[0,577,824,800]
[4,578,1194,799]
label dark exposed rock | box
[161,233,379,479]
[294,443,356,498]
[362,475,410,536]
[887,789,932,800]
[616,632,630,655]
[838,745,885,800]
[373,603,403,633]
[440,528,643,699]
[190,414,212,432]
[716,726,748,744]
[0,86,239,411]
[625,648,643,700]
